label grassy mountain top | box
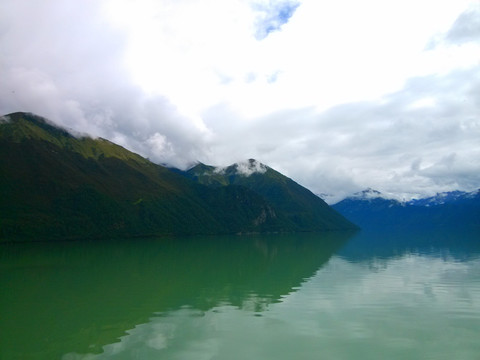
[1,112,149,163]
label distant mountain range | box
[332,188,480,230]
[0,112,355,241]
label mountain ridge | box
[0,112,356,241]
[332,188,480,229]
[334,188,480,206]
[178,159,357,231]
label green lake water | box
[1,229,479,359]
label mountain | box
[332,188,480,230]
[408,190,479,207]
[177,159,357,232]
[0,112,355,241]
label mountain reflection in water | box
[0,231,352,359]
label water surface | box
[1,229,479,359]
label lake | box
[1,228,479,359]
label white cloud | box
[215,159,268,176]
[445,3,480,45]
[1,0,479,198]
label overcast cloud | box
[1,0,479,202]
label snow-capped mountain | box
[335,188,480,206]
[350,188,382,199]
[408,190,480,207]
[332,188,480,229]
[347,188,402,202]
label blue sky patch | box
[253,1,300,40]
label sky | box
[1,0,479,202]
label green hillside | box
[0,113,281,241]
[0,112,355,242]
[183,159,357,231]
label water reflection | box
[3,229,479,360]
[57,228,480,360]
[337,226,480,262]
[0,231,352,359]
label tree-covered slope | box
[181,159,358,231]
[0,113,281,241]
